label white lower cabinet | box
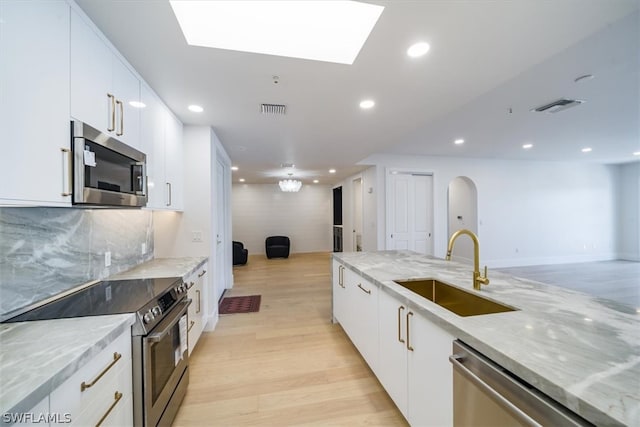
[49,330,133,427]
[331,261,379,374]
[378,289,454,426]
[187,262,208,354]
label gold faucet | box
[446,229,490,291]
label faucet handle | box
[479,265,490,285]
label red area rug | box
[219,295,261,314]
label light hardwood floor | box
[173,252,407,426]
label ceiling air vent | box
[260,103,286,115]
[531,98,584,113]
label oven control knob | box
[178,283,186,294]
[143,311,155,324]
[152,306,162,317]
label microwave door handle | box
[146,299,191,343]
[135,162,147,195]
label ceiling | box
[76,0,640,185]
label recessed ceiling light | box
[231,166,239,171]
[169,0,384,65]
[313,179,319,183]
[360,99,375,109]
[329,169,336,174]
[188,105,204,113]
[581,147,592,153]
[129,101,146,108]
[522,144,533,149]
[239,178,245,182]
[407,42,430,58]
[633,151,640,156]
[454,139,464,145]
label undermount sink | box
[393,278,517,317]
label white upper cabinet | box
[141,84,183,211]
[0,0,72,206]
[70,8,141,150]
[164,110,184,210]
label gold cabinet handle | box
[406,312,414,351]
[80,352,121,392]
[188,320,195,332]
[60,147,72,197]
[357,283,371,295]
[398,306,405,343]
[198,269,207,278]
[196,289,201,313]
[107,93,115,132]
[95,391,123,427]
[116,99,124,136]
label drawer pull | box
[188,320,195,332]
[95,391,123,427]
[198,269,207,278]
[80,352,122,392]
[187,281,195,290]
[357,283,371,294]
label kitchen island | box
[333,251,639,426]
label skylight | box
[169,0,384,64]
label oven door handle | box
[147,299,192,343]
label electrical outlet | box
[141,243,147,254]
[105,251,111,267]
[192,231,203,242]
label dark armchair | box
[233,241,248,265]
[265,236,290,259]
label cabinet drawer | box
[50,331,132,425]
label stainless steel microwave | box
[71,121,147,207]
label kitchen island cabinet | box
[332,251,639,427]
[331,260,379,374]
[377,288,454,426]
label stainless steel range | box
[4,277,191,427]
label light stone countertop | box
[109,257,208,281]
[0,314,135,418]
[0,257,207,421]
[333,250,640,427]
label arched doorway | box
[447,176,478,263]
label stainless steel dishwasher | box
[449,340,595,427]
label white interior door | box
[215,158,227,302]
[387,172,434,255]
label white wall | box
[232,184,332,255]
[362,154,622,267]
[335,166,380,253]
[617,161,640,261]
[154,125,233,331]
[447,176,478,262]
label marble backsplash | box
[0,208,153,317]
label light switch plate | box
[105,251,111,267]
[192,231,203,242]
[141,243,147,254]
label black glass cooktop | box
[5,277,181,322]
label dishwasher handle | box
[449,353,541,427]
